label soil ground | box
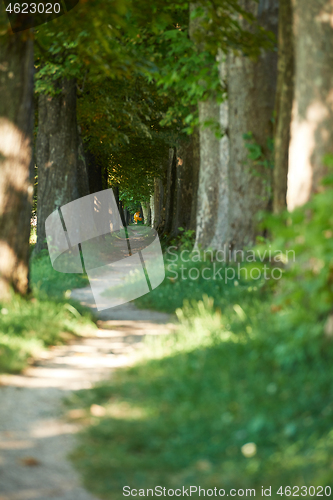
[0,291,176,500]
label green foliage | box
[243,131,274,204]
[144,26,225,134]
[32,0,278,208]
[243,131,274,169]
[78,75,173,197]
[168,227,196,251]
[34,30,87,95]
[254,161,333,364]
[119,189,146,214]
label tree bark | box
[191,5,229,251]
[287,0,333,210]
[113,185,127,227]
[273,0,294,213]
[85,146,104,194]
[189,128,200,232]
[142,202,150,225]
[35,78,89,253]
[150,193,155,227]
[172,134,199,236]
[160,136,199,238]
[0,32,34,298]
[153,176,166,232]
[77,126,90,197]
[163,147,177,236]
[227,0,278,249]
[195,94,229,250]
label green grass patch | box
[135,248,273,317]
[69,181,333,498]
[68,293,333,499]
[0,250,95,373]
[30,248,89,300]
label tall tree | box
[287,0,333,210]
[34,78,89,253]
[0,31,34,298]
[191,5,229,250]
[195,93,229,249]
[153,170,167,232]
[227,0,279,250]
[152,132,200,237]
[193,0,278,250]
[176,133,200,235]
[273,0,294,213]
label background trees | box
[1,0,333,295]
[1,1,333,492]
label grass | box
[68,246,333,499]
[30,248,90,299]
[135,249,271,318]
[0,248,95,373]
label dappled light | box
[1,0,333,498]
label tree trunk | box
[147,205,152,226]
[287,0,333,210]
[163,147,177,235]
[273,0,294,213]
[0,33,34,298]
[150,193,155,227]
[113,185,127,227]
[154,132,198,237]
[227,0,278,249]
[35,78,89,253]
[195,95,229,250]
[189,128,200,232]
[85,146,103,194]
[142,202,150,225]
[154,176,165,232]
[77,126,90,197]
[170,134,199,237]
[191,5,229,251]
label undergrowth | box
[0,249,94,373]
[69,173,333,497]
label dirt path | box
[0,290,176,500]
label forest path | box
[0,292,176,500]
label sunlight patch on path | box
[0,298,176,500]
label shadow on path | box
[0,294,176,500]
